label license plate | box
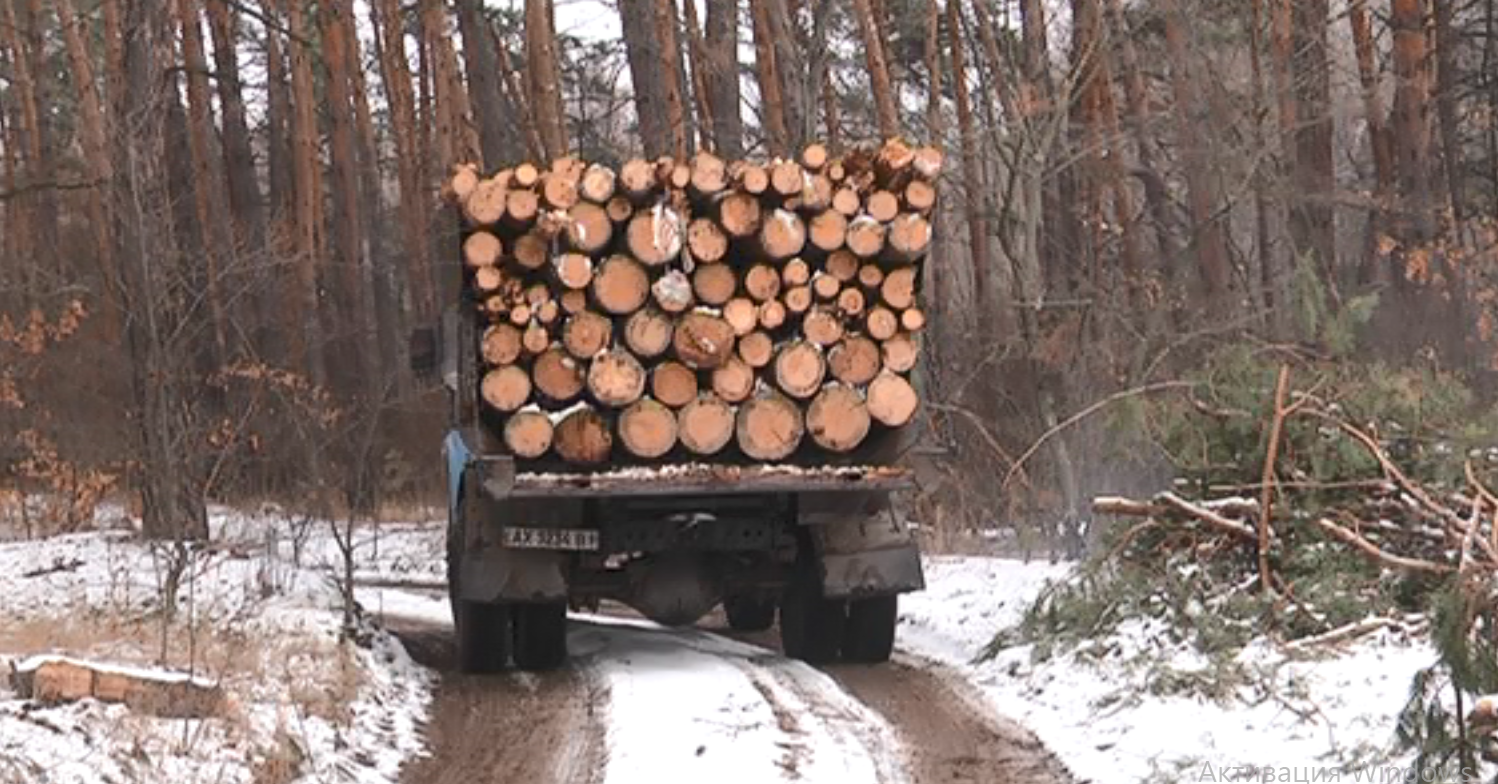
[501,526,600,551]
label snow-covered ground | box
[0,508,432,784]
[897,556,1438,783]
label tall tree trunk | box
[925,0,943,139]
[204,0,265,250]
[1433,0,1464,222]
[749,0,790,155]
[456,0,514,168]
[524,0,568,158]
[1348,0,1393,203]
[174,0,231,361]
[281,0,328,387]
[851,0,899,139]
[0,0,53,275]
[622,0,674,158]
[423,0,482,168]
[56,0,118,321]
[947,1,989,333]
[1289,0,1337,305]
[653,0,690,159]
[372,0,434,321]
[764,0,809,149]
[1391,0,1434,241]
[114,0,209,541]
[682,0,717,152]
[1161,0,1232,305]
[704,0,743,157]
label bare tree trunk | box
[851,0,900,139]
[0,0,53,275]
[947,1,989,331]
[1433,0,1465,222]
[750,0,790,156]
[280,0,328,387]
[1392,0,1434,241]
[925,0,943,139]
[704,0,743,157]
[174,0,231,361]
[525,0,569,158]
[456,0,515,168]
[1289,0,1337,304]
[204,0,265,250]
[263,1,294,221]
[620,0,671,158]
[653,0,690,159]
[682,0,717,151]
[423,0,482,168]
[373,0,434,321]
[764,0,810,149]
[56,0,118,322]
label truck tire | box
[448,494,511,673]
[512,602,568,671]
[724,596,777,632]
[779,577,846,663]
[843,595,898,663]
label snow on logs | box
[445,138,937,465]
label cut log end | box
[566,202,613,254]
[692,262,738,306]
[881,266,918,310]
[482,324,524,366]
[760,209,806,260]
[807,385,871,453]
[774,340,827,399]
[738,330,774,368]
[736,392,805,461]
[829,335,882,386]
[554,407,614,464]
[711,357,756,403]
[674,311,737,368]
[533,347,586,402]
[868,371,919,427]
[587,349,647,407]
[651,361,699,409]
[481,365,532,413]
[652,269,695,313]
[679,393,736,455]
[624,308,674,358]
[803,306,845,347]
[619,398,679,458]
[463,231,503,269]
[687,217,729,264]
[504,410,555,459]
[628,205,685,266]
[723,298,759,336]
[882,332,920,373]
[562,310,612,359]
[593,256,650,315]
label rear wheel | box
[724,595,777,632]
[843,595,898,663]
[512,602,568,671]
[779,577,846,663]
[449,495,510,673]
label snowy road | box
[367,587,1070,784]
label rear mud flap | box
[459,548,569,603]
[812,509,925,598]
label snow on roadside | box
[899,556,1436,783]
[0,511,433,784]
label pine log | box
[606,195,634,223]
[770,160,805,197]
[858,263,885,290]
[774,340,827,398]
[580,163,617,203]
[801,142,829,171]
[799,175,833,212]
[652,269,695,313]
[674,310,737,368]
[463,177,506,225]
[561,289,588,315]
[865,306,899,341]
[687,217,729,263]
[735,162,769,194]
[832,187,861,217]
[808,211,848,252]
[837,287,866,317]
[876,138,916,181]
[621,158,657,200]
[618,398,679,458]
[900,307,927,332]
[505,190,540,227]
[745,263,782,302]
[723,298,759,336]
[524,282,551,307]
[563,310,612,359]
[866,191,900,222]
[807,384,872,453]
[554,406,613,464]
[512,232,548,271]
[829,335,881,386]
[473,265,505,295]
[624,308,674,358]
[533,348,586,402]
[738,330,774,368]
[903,179,936,213]
[588,349,647,407]
[555,252,594,289]
[881,331,920,373]
[482,324,524,366]
[566,202,613,254]
[667,160,692,190]
[847,216,887,257]
[803,306,845,347]
[541,172,579,210]
[508,305,532,326]
[593,255,651,314]
[719,192,762,239]
[536,300,560,325]
[628,205,685,266]
[481,365,532,412]
[782,258,811,287]
[812,272,842,301]
[886,213,932,262]
[463,231,503,268]
[692,262,738,305]
[825,249,859,282]
[513,162,541,188]
[758,299,787,330]
[522,322,550,355]
[868,370,919,426]
[711,356,756,403]
[651,361,699,408]
[784,286,813,314]
[446,163,480,203]
[504,410,555,458]
[736,391,805,460]
[912,145,944,179]
[678,393,735,455]
[690,152,728,196]
[760,208,806,260]
[881,266,918,310]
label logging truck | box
[415,141,934,672]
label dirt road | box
[378,592,1072,784]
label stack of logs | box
[444,139,937,466]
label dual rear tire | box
[778,578,899,664]
[452,599,568,673]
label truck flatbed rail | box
[481,462,914,498]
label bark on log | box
[607,195,635,223]
[624,308,675,358]
[774,340,827,398]
[533,347,586,401]
[563,310,612,359]
[588,349,647,407]
[504,409,555,458]
[652,269,695,313]
[736,391,804,460]
[593,255,651,314]
[674,310,737,368]
[868,370,919,426]
[829,335,882,386]
[807,384,871,452]
[619,397,679,458]
[481,365,532,412]
[651,360,699,408]
[679,393,736,454]
[554,406,613,463]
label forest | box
[1,0,1497,544]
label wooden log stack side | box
[445,139,940,466]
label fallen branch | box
[1156,492,1262,542]
[1093,494,1260,522]
[1283,616,1412,653]
[1465,459,1498,556]
[1257,364,1291,594]
[1313,517,1453,574]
